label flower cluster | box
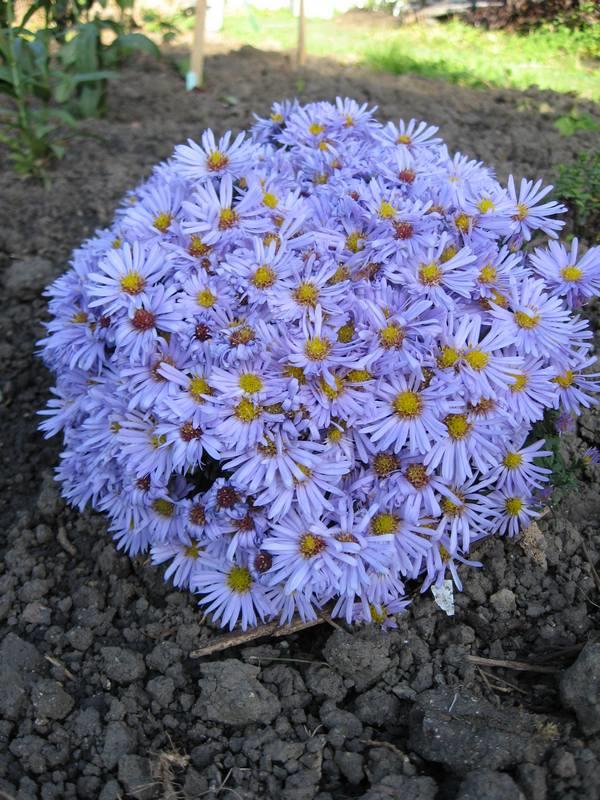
[40,99,600,630]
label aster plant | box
[39,99,600,631]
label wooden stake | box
[296,0,306,69]
[187,0,207,90]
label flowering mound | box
[40,99,600,630]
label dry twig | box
[44,654,75,681]
[57,526,76,556]
[466,655,559,674]
[190,606,334,658]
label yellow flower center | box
[320,374,345,400]
[152,499,174,518]
[189,235,210,257]
[505,497,524,516]
[396,134,411,144]
[405,463,429,488]
[379,322,405,350]
[371,513,399,536]
[294,282,319,306]
[153,212,172,233]
[347,368,372,382]
[478,264,497,284]
[440,245,458,263]
[234,398,262,422]
[271,112,284,123]
[337,322,354,343]
[304,337,332,361]
[514,310,540,329]
[329,264,350,285]
[345,231,365,253]
[150,433,167,448]
[120,271,145,295]
[372,452,400,477]
[378,200,396,219]
[503,452,523,469]
[369,604,388,624]
[299,533,326,557]
[554,370,574,389]
[206,150,229,171]
[71,311,88,324]
[196,288,216,308]
[444,413,471,440]
[464,349,489,371]
[561,265,583,282]
[510,373,528,392]
[393,390,422,419]
[309,122,325,135]
[218,207,239,230]
[283,364,306,383]
[262,192,278,209]
[189,375,212,402]
[438,346,460,369]
[419,262,443,286]
[515,203,529,220]
[226,565,253,593]
[238,373,263,394]
[477,197,495,213]
[185,543,201,559]
[252,265,276,289]
[441,496,465,517]
[455,213,471,233]
[327,424,344,444]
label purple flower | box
[38,97,600,632]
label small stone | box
[194,659,280,727]
[66,626,93,651]
[560,643,600,735]
[457,769,525,800]
[0,632,43,673]
[549,750,577,779]
[183,767,209,797]
[264,739,304,764]
[99,780,123,800]
[489,588,517,615]
[516,764,547,800]
[73,707,101,740]
[5,256,56,299]
[101,647,146,685]
[35,474,62,521]
[118,755,157,800]
[323,628,393,691]
[358,774,437,800]
[304,664,348,703]
[0,669,26,720]
[22,602,51,626]
[31,679,74,720]
[320,703,363,740]
[355,687,400,726]
[409,687,547,774]
[146,676,175,707]
[335,750,364,784]
[102,721,137,769]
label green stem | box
[5,0,30,137]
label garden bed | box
[1,46,600,800]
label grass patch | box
[217,11,600,101]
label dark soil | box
[1,47,600,800]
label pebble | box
[560,643,600,735]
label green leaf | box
[54,75,76,103]
[112,32,160,59]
